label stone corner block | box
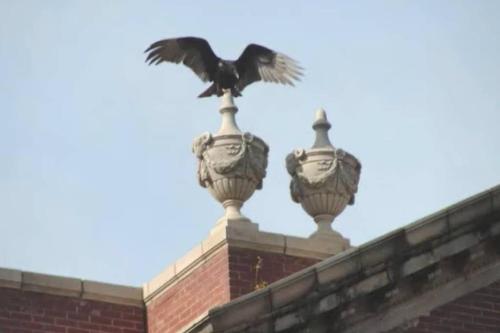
[252,231,286,252]
[0,267,22,289]
[143,264,176,300]
[285,235,337,259]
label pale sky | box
[1,1,499,286]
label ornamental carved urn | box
[192,91,268,232]
[286,109,361,247]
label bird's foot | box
[219,88,231,96]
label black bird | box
[145,37,303,98]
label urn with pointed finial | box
[192,91,269,232]
[286,109,361,247]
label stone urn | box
[192,92,268,232]
[286,109,361,246]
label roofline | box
[197,184,500,332]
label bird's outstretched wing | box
[145,37,219,82]
[235,44,303,91]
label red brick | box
[97,325,123,333]
[67,328,89,333]
[146,244,320,333]
[398,280,500,332]
[40,324,66,333]
[0,287,146,333]
[9,313,31,321]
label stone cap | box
[186,184,500,333]
[143,222,350,302]
[0,268,143,307]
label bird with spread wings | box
[145,37,303,98]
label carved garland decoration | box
[193,132,268,189]
[287,148,360,204]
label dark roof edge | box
[200,184,500,332]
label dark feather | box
[145,37,303,98]
[144,37,219,82]
[235,44,303,92]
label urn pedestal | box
[192,92,268,233]
[286,109,361,250]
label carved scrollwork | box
[286,148,306,176]
[192,132,213,159]
[193,132,268,190]
[287,148,361,206]
[335,149,361,204]
[289,178,301,203]
[247,141,268,189]
[192,132,213,187]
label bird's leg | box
[231,87,242,97]
[216,83,224,97]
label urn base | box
[307,214,351,251]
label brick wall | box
[0,287,145,333]
[145,245,320,333]
[146,245,231,333]
[228,247,320,298]
[403,280,500,333]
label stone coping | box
[185,184,500,333]
[0,268,143,307]
[143,221,350,302]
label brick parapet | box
[143,223,346,302]
[0,286,145,333]
[0,217,346,333]
[141,221,344,331]
[144,242,323,333]
[145,245,231,333]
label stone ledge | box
[83,280,143,306]
[23,271,81,297]
[0,268,143,307]
[0,267,22,289]
[143,236,227,302]
[143,222,347,302]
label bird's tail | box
[198,84,217,98]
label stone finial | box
[217,90,242,135]
[311,108,333,149]
[286,108,361,251]
[193,90,269,233]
